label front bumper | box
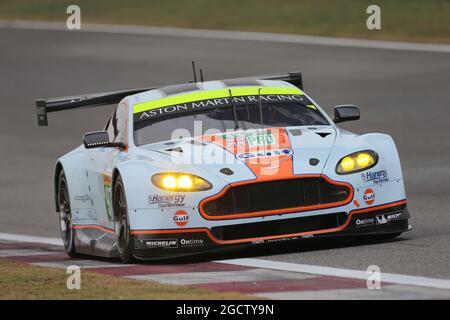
[131,200,410,260]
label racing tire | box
[57,169,77,257]
[113,175,135,263]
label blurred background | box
[1,0,449,43]
[0,0,449,277]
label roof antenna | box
[258,87,264,132]
[200,69,204,82]
[191,61,197,83]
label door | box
[86,103,128,229]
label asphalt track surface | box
[0,24,449,281]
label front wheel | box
[57,169,77,257]
[113,175,135,263]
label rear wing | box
[35,71,303,126]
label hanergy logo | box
[236,148,293,160]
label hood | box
[139,126,337,184]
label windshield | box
[134,102,329,146]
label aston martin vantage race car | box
[36,71,411,262]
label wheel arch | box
[54,162,64,212]
[111,167,122,220]
[54,148,91,213]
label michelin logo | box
[144,239,178,248]
[376,211,403,225]
[361,170,389,184]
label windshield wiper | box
[258,87,264,131]
[228,89,239,131]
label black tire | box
[113,175,135,263]
[57,169,77,257]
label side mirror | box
[333,105,360,123]
[83,131,125,150]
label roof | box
[129,79,301,113]
[129,79,310,124]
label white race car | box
[36,72,411,262]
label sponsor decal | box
[267,236,299,243]
[148,194,186,208]
[173,210,189,227]
[103,174,113,222]
[353,200,361,208]
[180,238,204,247]
[144,239,178,249]
[375,215,388,225]
[375,211,403,225]
[355,217,375,227]
[134,94,312,123]
[221,131,276,148]
[74,194,92,203]
[236,148,293,160]
[363,188,375,205]
[72,216,98,224]
[246,133,276,147]
[361,170,389,184]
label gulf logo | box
[173,210,189,227]
[363,188,375,205]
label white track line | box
[1,19,450,53]
[218,258,450,291]
[1,232,450,291]
[0,232,63,246]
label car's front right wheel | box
[113,175,135,263]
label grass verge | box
[0,0,449,43]
[0,261,255,300]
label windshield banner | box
[133,94,313,123]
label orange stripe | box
[131,200,407,245]
[202,128,294,180]
[73,225,115,234]
[198,174,354,220]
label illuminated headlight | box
[151,173,212,191]
[336,150,378,174]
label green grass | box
[0,0,449,43]
[0,261,256,300]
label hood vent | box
[191,139,206,146]
[165,147,183,153]
[289,129,302,136]
[316,132,332,138]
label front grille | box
[202,177,351,218]
[211,212,348,240]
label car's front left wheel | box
[113,175,135,263]
[57,169,77,257]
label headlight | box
[151,173,212,191]
[336,150,378,174]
